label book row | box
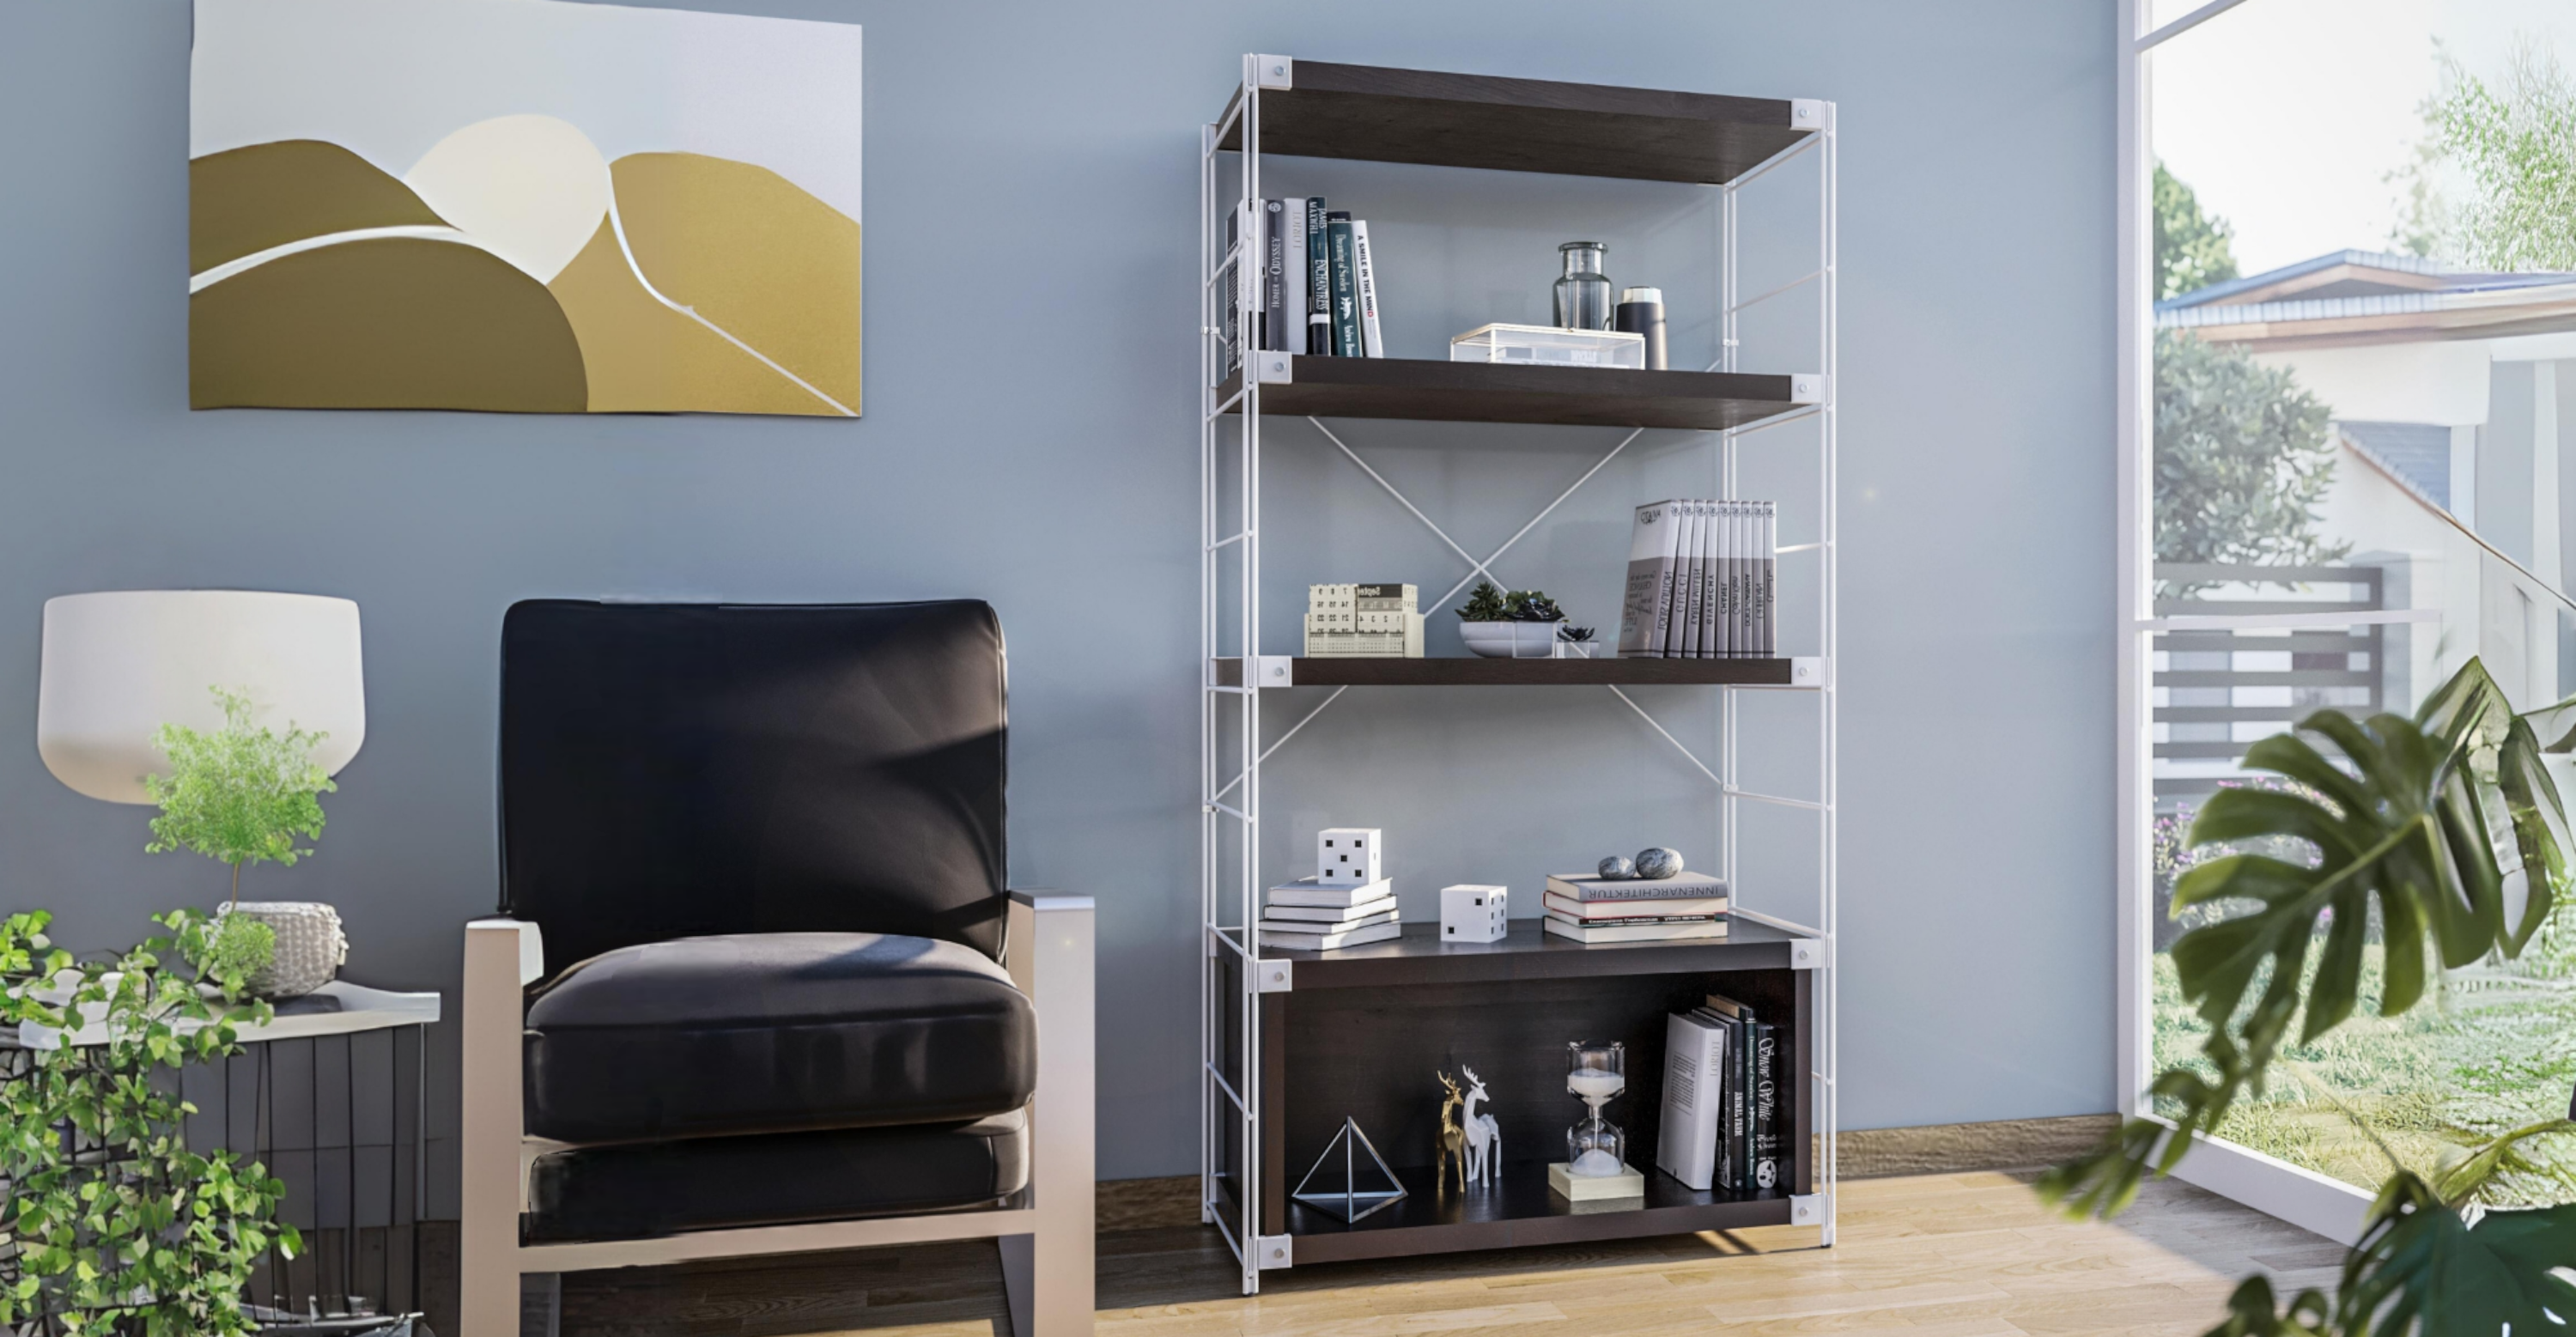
[1221,197,1385,374]
[1617,499,1777,659]
[1656,992,1782,1194]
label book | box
[1260,920,1401,951]
[1326,212,1360,357]
[1542,890,1728,921]
[1704,994,1756,1189]
[1263,896,1397,924]
[1352,220,1385,357]
[1698,500,1721,659]
[1305,198,1331,355]
[1283,200,1308,357]
[1617,501,1685,658]
[1261,199,1288,352]
[1721,502,1741,659]
[1751,1019,1781,1190]
[1545,871,1728,903]
[1730,501,1752,659]
[1219,203,1245,375]
[1259,907,1397,935]
[1752,502,1772,659]
[1656,1010,1728,1191]
[1268,874,1393,908]
[1674,500,1704,659]
[1541,915,1728,944]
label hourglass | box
[1549,1042,1644,1200]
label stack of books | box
[1257,874,1401,950]
[1615,500,1777,659]
[1656,991,1781,1193]
[1306,583,1424,658]
[1541,871,1728,944]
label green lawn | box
[2149,917,2576,1206]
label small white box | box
[1317,828,1382,885]
[1439,884,1508,943]
[1449,323,1646,369]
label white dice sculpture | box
[1317,828,1382,886]
[1439,884,1509,943]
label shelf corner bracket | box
[1257,654,1294,687]
[1256,352,1294,385]
[1253,56,1294,91]
[1789,938,1825,971]
[1256,958,1293,993]
[1790,99,1827,133]
[1790,1193,1827,1226]
[1789,374,1826,404]
[1255,1232,1294,1267]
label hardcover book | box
[1541,915,1728,944]
[1305,198,1331,354]
[1326,212,1360,357]
[1656,1010,1728,1191]
[1352,220,1385,357]
[1544,872,1728,903]
[1258,920,1400,951]
[1268,875,1394,908]
[1541,890,1728,921]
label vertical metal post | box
[1819,99,1840,1249]
[1236,54,1265,1298]
[1719,176,1739,908]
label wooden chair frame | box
[458,891,1096,1335]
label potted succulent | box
[143,687,344,999]
[1457,580,1574,659]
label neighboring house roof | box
[2336,420,2449,510]
[2157,249,2576,350]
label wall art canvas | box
[190,0,862,416]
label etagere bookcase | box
[1199,55,1838,1296]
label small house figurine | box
[1317,828,1382,886]
[1439,884,1508,944]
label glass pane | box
[2147,3,2576,1201]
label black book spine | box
[1262,199,1286,351]
[1719,1014,1746,1191]
[1753,1022,1779,1191]
[1305,198,1331,354]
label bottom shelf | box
[1285,1161,1791,1264]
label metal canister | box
[1614,286,1667,370]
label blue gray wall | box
[0,0,2115,1200]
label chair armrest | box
[459,918,539,1334]
[1004,890,1093,1322]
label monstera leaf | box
[2043,658,2572,1213]
[2328,1175,2576,1336]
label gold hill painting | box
[189,0,862,416]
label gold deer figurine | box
[1436,1071,1467,1193]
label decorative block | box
[1547,1161,1644,1201]
[1439,884,1508,944]
[1316,828,1382,885]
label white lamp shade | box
[38,591,366,805]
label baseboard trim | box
[1097,1115,2123,1231]
[1832,1114,2120,1179]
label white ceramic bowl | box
[1459,622,1564,659]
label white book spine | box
[1618,501,1677,657]
[1698,500,1719,659]
[1673,501,1704,659]
[1283,201,1308,356]
[1352,221,1385,357]
[1729,501,1747,659]
[1761,501,1777,656]
[1657,1012,1727,1191]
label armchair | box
[459,600,1093,1336]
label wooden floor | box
[557,1171,2344,1337]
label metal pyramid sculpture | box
[1291,1115,1407,1222]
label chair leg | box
[999,1233,1036,1337]
[519,1273,561,1337]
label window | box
[2122,0,2576,1235]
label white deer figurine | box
[1461,1066,1501,1188]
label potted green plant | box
[1457,580,1572,659]
[143,687,343,999]
[2043,658,2576,1334]
[0,908,300,1334]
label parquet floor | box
[558,1170,2345,1337]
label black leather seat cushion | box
[525,933,1036,1144]
[523,1110,1029,1243]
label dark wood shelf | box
[1258,920,1814,988]
[1219,356,1812,431]
[1218,60,1819,185]
[1213,656,1801,688]
[1284,1162,1791,1263]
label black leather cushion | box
[523,1109,1029,1243]
[524,933,1036,1144]
[500,600,1010,967]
